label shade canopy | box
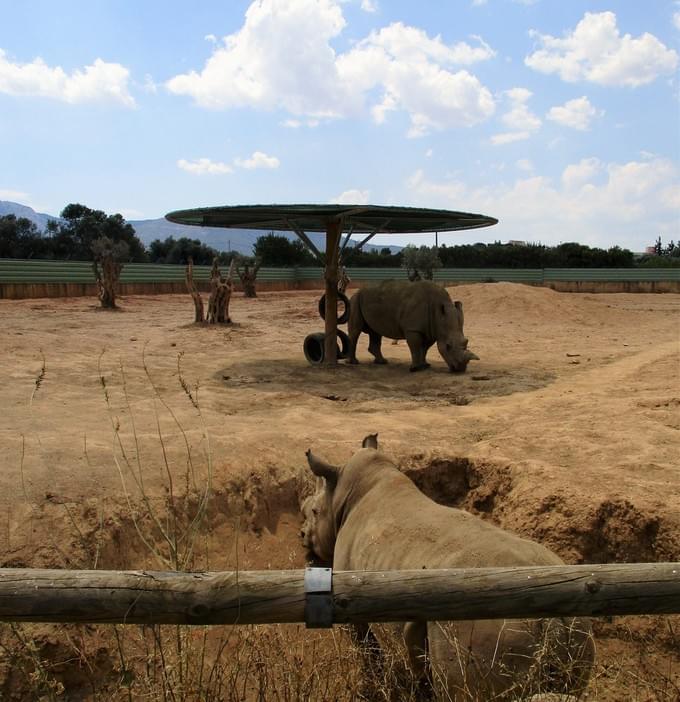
[165,204,498,234]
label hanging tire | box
[318,292,350,324]
[303,332,348,364]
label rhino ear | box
[362,433,379,450]
[306,449,339,485]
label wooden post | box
[323,218,342,365]
[0,564,677,625]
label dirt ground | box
[0,282,678,700]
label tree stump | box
[91,236,128,309]
[93,255,122,309]
[185,258,205,323]
[236,259,261,298]
[207,258,235,324]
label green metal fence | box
[0,259,678,284]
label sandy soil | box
[0,283,678,699]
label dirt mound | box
[447,282,600,324]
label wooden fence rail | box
[0,563,678,626]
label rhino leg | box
[403,620,428,679]
[347,323,362,365]
[368,331,388,364]
[405,332,430,372]
[347,296,363,364]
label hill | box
[0,201,63,231]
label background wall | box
[1,259,679,299]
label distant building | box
[507,240,527,247]
[645,246,656,255]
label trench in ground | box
[1,456,678,699]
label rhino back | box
[333,474,562,573]
[356,281,446,340]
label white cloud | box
[167,0,352,116]
[547,96,602,130]
[0,49,135,106]
[425,148,433,157]
[340,23,496,136]
[177,158,233,175]
[330,188,370,204]
[406,155,679,249]
[490,131,530,145]
[501,87,541,131]
[525,11,678,87]
[360,0,378,12]
[167,1,496,136]
[0,188,30,201]
[516,158,533,172]
[234,151,280,169]
[350,23,495,66]
[205,34,218,43]
[561,157,602,190]
[674,12,680,31]
[491,88,540,144]
[142,74,158,94]
[281,118,320,128]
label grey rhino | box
[301,435,594,700]
[347,280,478,372]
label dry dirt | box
[0,282,678,700]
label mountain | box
[0,201,63,231]
[128,217,401,255]
[0,201,401,255]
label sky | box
[0,0,678,251]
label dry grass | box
[0,351,678,701]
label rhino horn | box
[362,433,379,449]
[306,449,339,484]
[465,350,479,361]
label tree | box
[253,233,316,266]
[401,245,442,280]
[91,236,128,309]
[149,236,222,265]
[53,204,146,262]
[0,215,50,259]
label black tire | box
[303,332,348,364]
[318,292,350,324]
[303,333,326,364]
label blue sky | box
[1,0,678,251]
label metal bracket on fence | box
[304,567,333,628]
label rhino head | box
[437,300,478,373]
[301,433,379,562]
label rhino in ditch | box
[347,280,478,372]
[301,435,594,700]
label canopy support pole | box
[323,219,343,365]
[288,222,324,264]
[342,230,379,264]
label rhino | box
[347,280,478,372]
[301,436,594,700]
